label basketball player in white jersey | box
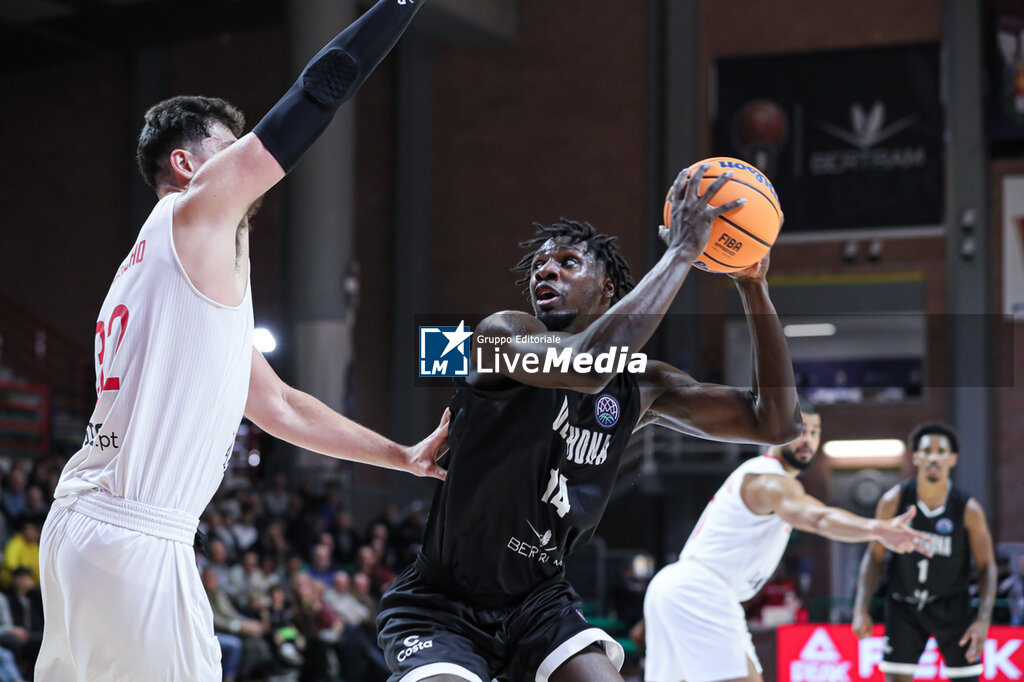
[36,2,443,680]
[639,402,933,682]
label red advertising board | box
[777,624,1024,682]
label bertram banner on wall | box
[776,624,1024,682]
[714,44,943,234]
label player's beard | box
[780,445,813,471]
[538,310,577,331]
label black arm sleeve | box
[253,0,425,173]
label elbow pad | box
[253,0,425,172]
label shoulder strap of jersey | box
[948,484,970,521]
[897,477,916,511]
[737,455,787,476]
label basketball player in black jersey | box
[376,165,803,682]
[852,422,997,682]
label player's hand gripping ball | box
[663,157,783,273]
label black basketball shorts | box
[881,594,982,678]
[376,562,623,682]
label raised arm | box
[244,348,448,479]
[176,0,424,238]
[742,474,931,551]
[638,253,800,444]
[959,498,997,662]
[852,485,901,639]
[472,166,745,392]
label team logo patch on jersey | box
[526,519,558,551]
[418,321,472,377]
[935,518,954,535]
[594,394,620,428]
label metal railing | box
[0,293,93,437]
[0,381,50,454]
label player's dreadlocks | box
[514,219,635,303]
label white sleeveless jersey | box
[679,455,793,601]
[54,193,253,517]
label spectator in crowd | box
[262,473,291,519]
[0,653,22,681]
[280,554,306,594]
[323,571,371,629]
[394,501,427,571]
[0,490,11,553]
[19,489,46,527]
[258,554,282,593]
[204,511,239,563]
[25,465,52,505]
[318,532,337,566]
[0,644,23,682]
[286,494,321,560]
[371,503,400,540]
[333,511,362,569]
[351,571,380,622]
[224,551,271,608]
[257,519,291,564]
[368,521,398,569]
[308,544,336,589]
[218,509,243,560]
[199,539,233,589]
[355,545,394,598]
[318,486,344,530]
[0,590,29,681]
[217,632,243,682]
[1,520,40,587]
[1,470,27,525]
[232,508,261,554]
[5,568,41,675]
[292,572,343,680]
[261,584,305,671]
[202,567,273,680]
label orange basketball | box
[662,156,783,273]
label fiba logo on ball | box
[595,394,620,428]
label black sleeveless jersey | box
[420,373,641,607]
[885,478,971,602]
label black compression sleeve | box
[253,0,425,173]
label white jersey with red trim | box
[54,192,253,517]
[679,455,792,601]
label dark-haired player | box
[376,166,803,682]
[853,422,997,682]
[639,402,931,682]
[37,2,449,680]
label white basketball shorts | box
[643,559,761,682]
[36,493,221,681]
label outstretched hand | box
[851,610,873,640]
[877,506,934,556]
[660,163,746,260]
[959,619,988,663]
[404,408,450,480]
